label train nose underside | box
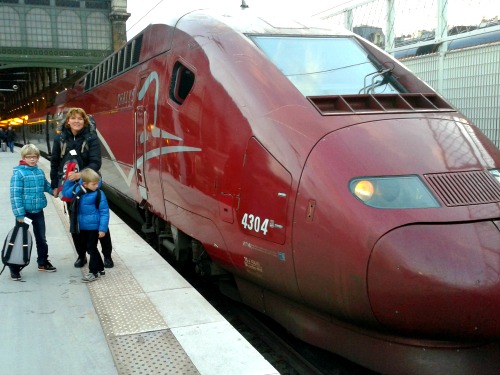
[368,220,500,340]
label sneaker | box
[74,257,87,268]
[38,261,57,272]
[81,273,99,283]
[99,270,106,276]
[10,272,22,281]
[103,257,114,268]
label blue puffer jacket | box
[62,179,110,232]
[10,163,52,220]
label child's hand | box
[98,231,106,238]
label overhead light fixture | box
[0,85,18,92]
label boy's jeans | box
[24,210,49,265]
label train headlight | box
[489,169,500,184]
[352,180,374,201]
[349,175,439,209]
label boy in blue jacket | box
[10,144,56,281]
[62,168,109,282]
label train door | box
[134,70,165,216]
[134,73,153,204]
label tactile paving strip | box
[91,290,167,336]
[52,198,200,374]
[108,330,200,375]
[86,258,143,296]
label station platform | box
[0,148,279,375]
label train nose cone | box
[367,220,500,339]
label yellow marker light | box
[354,180,374,201]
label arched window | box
[0,6,21,47]
[57,10,82,49]
[27,8,52,48]
[87,12,111,50]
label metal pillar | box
[110,0,131,51]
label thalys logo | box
[117,89,135,107]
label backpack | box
[1,221,33,276]
[68,184,102,234]
[57,158,80,202]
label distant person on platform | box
[49,107,114,269]
[0,128,6,150]
[5,126,16,153]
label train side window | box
[96,65,101,85]
[107,59,112,79]
[102,60,108,82]
[96,64,101,84]
[131,35,143,65]
[112,54,118,76]
[124,45,131,69]
[169,62,195,105]
[117,49,124,72]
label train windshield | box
[251,36,402,96]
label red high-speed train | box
[20,7,500,375]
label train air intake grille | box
[308,93,454,115]
[424,170,500,207]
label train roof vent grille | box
[424,170,500,207]
[308,93,454,115]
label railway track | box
[196,281,379,375]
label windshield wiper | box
[360,67,394,94]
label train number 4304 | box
[241,213,269,235]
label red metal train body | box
[22,7,500,375]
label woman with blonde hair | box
[49,108,114,269]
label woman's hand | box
[68,171,81,181]
[53,188,59,198]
